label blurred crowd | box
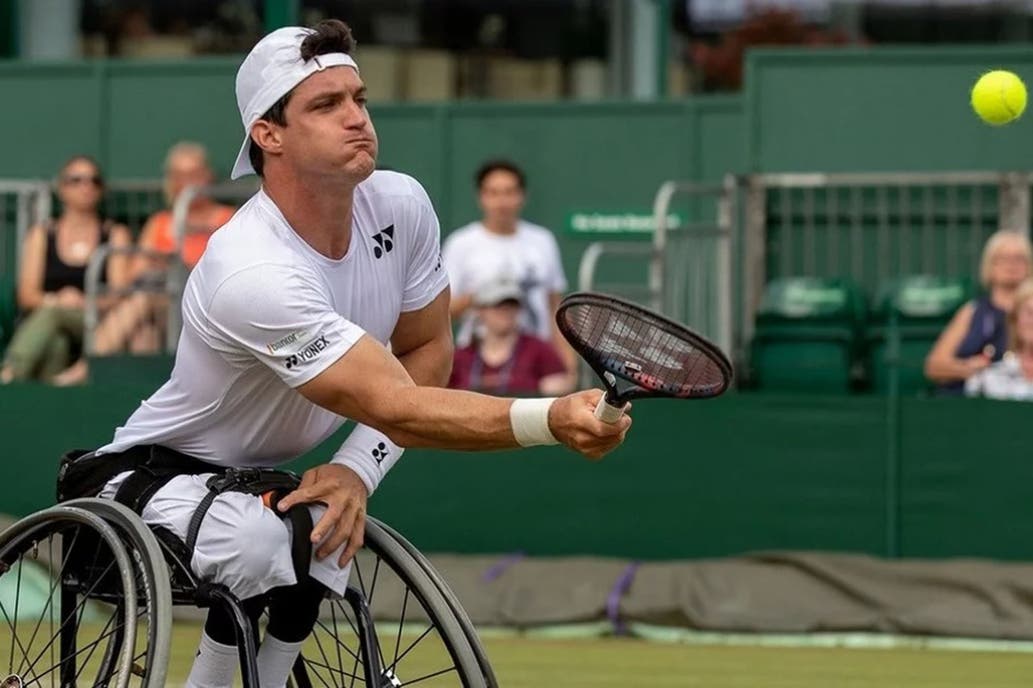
[0,150,576,397]
[9,142,1033,403]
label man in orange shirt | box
[139,141,237,270]
[91,142,236,358]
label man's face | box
[478,170,525,225]
[277,66,378,182]
[165,151,212,204]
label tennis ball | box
[971,70,1027,125]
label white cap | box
[474,277,524,307]
[230,26,360,179]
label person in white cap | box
[60,19,631,688]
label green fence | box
[3,378,1032,561]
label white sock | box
[184,631,237,688]
[256,633,305,688]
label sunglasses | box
[60,174,103,187]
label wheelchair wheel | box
[64,498,173,688]
[292,517,492,688]
[0,505,158,687]
[373,520,497,688]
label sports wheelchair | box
[0,497,497,687]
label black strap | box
[185,488,221,553]
[285,504,314,582]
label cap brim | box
[230,133,255,180]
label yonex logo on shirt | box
[284,335,330,370]
[372,225,395,259]
[371,441,388,464]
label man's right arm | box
[297,333,630,459]
[205,263,629,459]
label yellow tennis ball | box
[971,70,1027,125]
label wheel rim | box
[0,510,150,687]
[298,545,475,687]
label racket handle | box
[594,397,625,424]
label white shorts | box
[100,472,352,600]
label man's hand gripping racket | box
[556,292,733,424]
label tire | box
[65,498,173,688]
[292,518,488,688]
[0,505,140,688]
[371,519,498,687]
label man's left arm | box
[391,288,454,386]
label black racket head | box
[556,291,733,403]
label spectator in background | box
[140,141,237,271]
[449,277,571,395]
[925,229,1033,393]
[91,141,235,355]
[0,156,131,384]
[966,279,1033,401]
[442,159,576,376]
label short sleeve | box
[205,264,365,387]
[543,232,568,292]
[401,181,449,312]
[441,231,467,295]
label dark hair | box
[475,159,526,191]
[248,19,357,177]
[59,154,104,188]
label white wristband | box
[330,424,403,495]
[510,398,559,447]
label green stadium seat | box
[0,272,16,358]
[750,277,866,393]
[866,275,972,395]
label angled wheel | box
[65,498,173,688]
[0,504,166,687]
[291,517,492,688]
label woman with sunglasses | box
[0,155,131,384]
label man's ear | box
[251,120,283,156]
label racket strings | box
[563,303,726,396]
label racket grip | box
[594,397,625,424]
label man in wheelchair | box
[56,18,631,688]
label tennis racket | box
[556,292,733,423]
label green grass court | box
[159,623,1033,687]
[8,621,1033,686]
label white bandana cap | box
[230,26,359,179]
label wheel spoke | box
[0,597,44,686]
[313,618,360,664]
[388,626,437,672]
[399,665,458,687]
[329,599,345,681]
[72,611,117,683]
[20,560,116,680]
[21,621,127,687]
[299,656,362,683]
[393,588,410,669]
[18,528,81,675]
[10,553,22,674]
[366,557,382,607]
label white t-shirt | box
[442,220,567,345]
[98,171,449,465]
[965,352,1033,401]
